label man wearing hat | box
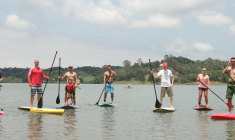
[151,62,175,108]
[59,66,79,105]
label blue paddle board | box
[99,103,115,107]
[59,104,79,109]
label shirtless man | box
[223,57,235,114]
[58,66,78,105]
[28,60,49,108]
[104,65,117,104]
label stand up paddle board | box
[0,109,5,115]
[153,107,176,113]
[18,106,64,115]
[211,113,235,120]
[193,105,213,111]
[59,104,79,109]
[99,103,115,107]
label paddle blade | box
[38,97,43,108]
[225,102,234,109]
[56,96,60,104]
[155,99,161,108]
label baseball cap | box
[163,62,168,67]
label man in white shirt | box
[151,62,175,108]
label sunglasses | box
[231,61,235,62]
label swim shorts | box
[161,87,173,97]
[226,83,235,99]
[105,82,114,94]
[31,86,42,95]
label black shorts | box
[198,87,208,91]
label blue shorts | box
[198,87,208,91]
[105,83,114,94]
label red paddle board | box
[193,105,213,111]
[211,113,235,120]
[0,110,5,115]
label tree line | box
[0,55,229,84]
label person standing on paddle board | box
[151,62,175,108]
[28,60,49,108]
[223,57,235,114]
[64,78,75,105]
[104,65,117,104]
[196,68,211,108]
[58,66,79,105]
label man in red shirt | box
[28,60,49,108]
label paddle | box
[56,58,61,104]
[198,80,234,108]
[148,59,161,108]
[38,51,58,108]
[95,86,106,105]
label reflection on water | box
[27,113,43,140]
[226,121,235,140]
[63,110,77,138]
[101,107,116,140]
[196,111,211,139]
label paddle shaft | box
[198,80,225,102]
[56,58,61,104]
[226,72,235,83]
[148,59,161,108]
[148,60,158,98]
[38,51,58,108]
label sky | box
[0,0,235,68]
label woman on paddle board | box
[196,68,211,108]
[103,65,117,104]
[223,57,235,114]
[28,60,49,108]
[151,62,175,108]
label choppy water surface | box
[0,83,235,140]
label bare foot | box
[228,111,231,114]
[111,101,114,104]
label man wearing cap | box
[151,62,175,108]
[196,68,211,108]
[58,66,79,105]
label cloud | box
[165,38,189,53]
[195,11,232,26]
[11,0,225,29]
[5,14,36,30]
[229,24,235,34]
[130,14,182,29]
[193,42,213,52]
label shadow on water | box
[63,110,77,138]
[101,107,116,140]
[226,121,235,140]
[27,113,43,140]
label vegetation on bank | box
[0,55,229,84]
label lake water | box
[0,83,235,140]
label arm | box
[104,73,107,87]
[223,62,231,74]
[150,71,159,79]
[74,73,78,87]
[59,73,67,80]
[42,71,49,79]
[208,77,211,90]
[196,74,200,81]
[112,71,117,77]
[171,75,175,86]
[28,68,32,86]
[0,77,3,82]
